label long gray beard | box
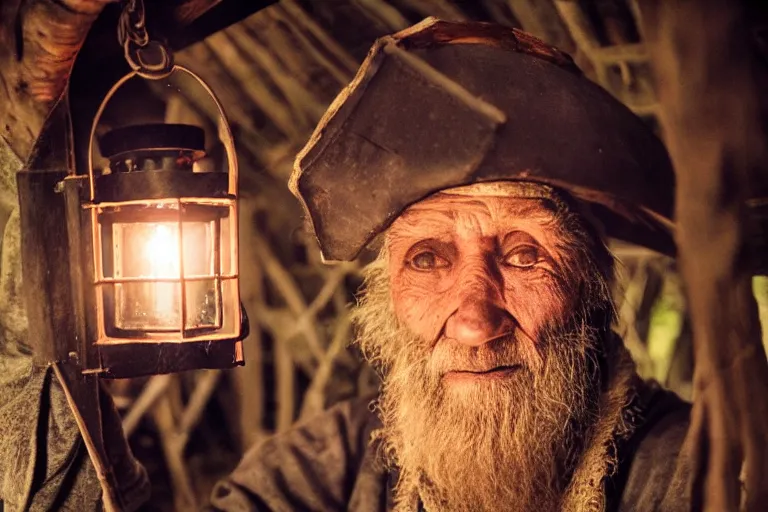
[353,257,609,512]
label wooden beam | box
[0,0,112,160]
[639,0,768,509]
[351,0,411,32]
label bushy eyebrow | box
[387,225,453,249]
[407,196,557,219]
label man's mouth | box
[442,364,522,383]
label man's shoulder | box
[239,393,381,474]
[211,395,386,512]
[635,384,691,456]
[616,383,692,511]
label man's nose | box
[444,268,515,347]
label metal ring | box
[124,40,175,80]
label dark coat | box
[1,351,690,511]
[209,385,692,512]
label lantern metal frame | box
[64,64,246,377]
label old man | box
[209,19,690,512]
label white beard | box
[353,256,611,512]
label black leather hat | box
[291,18,677,262]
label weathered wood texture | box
[0,0,113,159]
[638,0,768,509]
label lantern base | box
[95,338,244,378]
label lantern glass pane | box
[96,200,238,341]
[218,278,240,337]
[185,279,220,330]
[218,207,235,277]
[115,281,181,331]
[108,219,216,332]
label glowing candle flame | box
[144,224,180,277]
[144,223,180,321]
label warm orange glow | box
[144,224,180,277]
[144,223,180,319]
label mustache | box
[428,333,538,375]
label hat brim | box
[291,18,676,262]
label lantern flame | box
[144,224,180,278]
[144,223,180,322]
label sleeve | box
[208,397,380,512]
[0,355,103,511]
[0,354,149,512]
[617,389,692,512]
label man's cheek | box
[393,284,453,342]
[503,278,569,336]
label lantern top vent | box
[99,123,206,162]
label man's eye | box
[504,245,541,268]
[409,251,449,271]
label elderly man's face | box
[354,186,615,511]
[387,193,574,386]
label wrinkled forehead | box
[388,182,568,241]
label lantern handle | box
[87,65,239,201]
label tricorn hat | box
[290,18,678,262]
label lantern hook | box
[118,0,174,79]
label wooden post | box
[638,0,768,509]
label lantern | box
[14,4,249,509]
[69,66,247,378]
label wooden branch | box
[616,260,654,375]
[244,8,351,100]
[279,0,359,77]
[251,230,326,361]
[300,311,352,418]
[255,307,316,376]
[204,30,304,138]
[396,0,467,21]
[122,374,173,437]
[553,1,606,81]
[269,5,352,87]
[638,0,768,509]
[508,0,575,52]
[275,325,296,432]
[228,21,327,125]
[173,0,223,25]
[554,1,658,115]
[0,0,111,159]
[173,42,298,182]
[475,0,521,28]
[52,363,120,512]
[175,43,261,135]
[283,261,357,341]
[233,200,267,449]
[350,0,410,32]
[152,391,198,511]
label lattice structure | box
[108,1,691,508]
